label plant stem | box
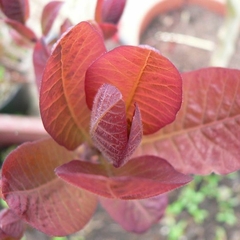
[0,114,48,146]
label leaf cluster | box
[0,0,240,239]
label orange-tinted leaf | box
[40,21,107,150]
[33,38,50,90]
[41,1,64,36]
[137,67,240,175]
[1,138,98,236]
[95,0,126,24]
[4,19,37,42]
[0,0,29,24]
[100,194,168,233]
[85,45,182,135]
[0,209,24,239]
[90,84,142,167]
[56,155,192,200]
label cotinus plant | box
[0,19,192,238]
[1,0,240,239]
[0,0,191,237]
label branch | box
[0,114,48,146]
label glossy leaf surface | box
[41,1,64,36]
[0,209,24,239]
[40,21,107,150]
[0,0,29,24]
[90,84,142,167]
[137,68,240,175]
[85,45,182,135]
[4,19,37,42]
[33,38,50,90]
[56,155,192,199]
[1,138,98,236]
[95,0,127,24]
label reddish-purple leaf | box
[137,67,240,175]
[90,84,142,167]
[60,18,73,34]
[0,0,29,24]
[0,209,24,239]
[95,0,127,24]
[40,21,107,150]
[124,103,143,164]
[85,45,182,135]
[41,1,64,36]
[100,194,168,233]
[91,84,127,165]
[0,181,2,199]
[56,155,192,199]
[33,38,50,90]
[98,22,118,39]
[4,19,37,42]
[1,138,98,236]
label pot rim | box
[119,0,226,45]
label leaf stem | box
[99,154,113,176]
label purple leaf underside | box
[90,84,142,167]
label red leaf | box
[0,0,29,24]
[95,0,127,24]
[100,194,168,233]
[60,18,73,34]
[0,181,2,199]
[0,209,24,239]
[125,103,143,164]
[56,155,192,200]
[40,21,107,150]
[33,38,50,90]
[41,1,64,36]
[98,22,117,39]
[90,84,142,167]
[1,138,98,236]
[137,67,240,175]
[85,45,182,135]
[4,19,37,42]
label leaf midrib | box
[60,43,89,142]
[141,113,240,144]
[126,50,151,112]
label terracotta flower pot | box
[119,0,225,45]
[119,0,228,71]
